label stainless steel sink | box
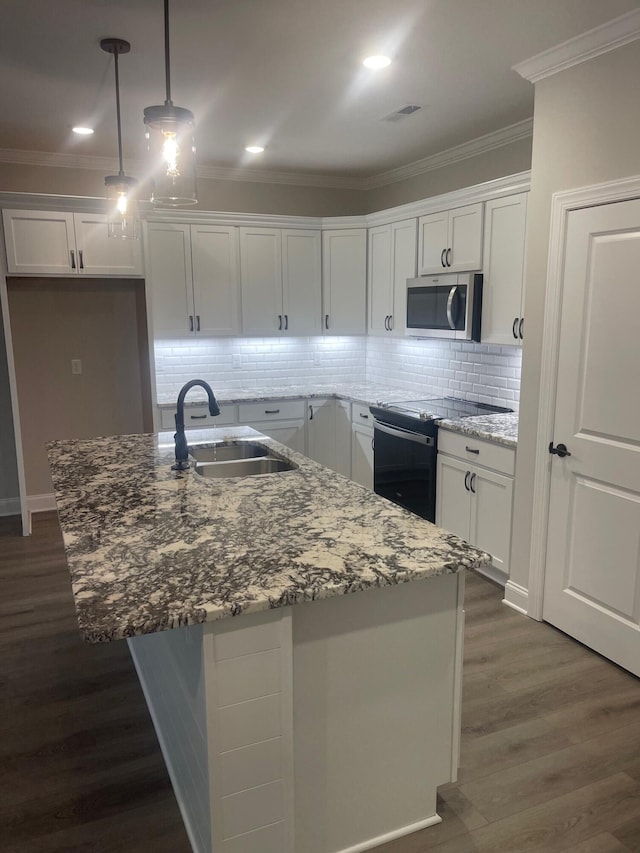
[189,441,298,479]
[194,457,297,479]
[189,442,270,463]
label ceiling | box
[1,0,639,181]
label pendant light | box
[101,38,138,239]
[144,0,197,206]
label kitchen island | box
[48,427,488,853]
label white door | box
[74,213,143,276]
[418,211,448,274]
[2,209,76,275]
[146,222,194,338]
[436,455,471,541]
[448,203,483,272]
[544,199,640,676]
[281,229,321,336]
[191,224,240,336]
[240,227,283,335]
[367,224,392,334]
[322,229,366,335]
[390,219,417,336]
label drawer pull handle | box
[465,446,480,454]
[264,409,280,414]
[190,414,207,420]
[359,413,369,419]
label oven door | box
[373,420,436,522]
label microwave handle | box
[446,285,458,330]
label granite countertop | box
[48,427,488,644]
[437,412,519,448]
[155,382,411,409]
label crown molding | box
[513,8,640,83]
[363,119,533,190]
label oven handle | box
[373,420,434,446]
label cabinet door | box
[367,224,392,334]
[436,455,471,541]
[418,211,448,274]
[448,203,483,272]
[322,229,366,335]
[390,219,417,336]
[282,229,321,335]
[240,228,283,335]
[74,213,143,276]
[480,193,528,346]
[307,398,337,471]
[146,222,194,338]
[351,424,374,490]
[335,399,352,478]
[255,422,305,454]
[469,466,514,575]
[191,224,240,336]
[2,209,75,275]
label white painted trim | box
[0,118,533,194]
[473,562,508,588]
[503,580,529,616]
[334,814,442,853]
[527,173,640,621]
[513,8,640,83]
[0,497,20,516]
[367,120,533,189]
[27,493,57,513]
[128,640,206,853]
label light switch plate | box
[232,354,242,369]
[71,359,82,375]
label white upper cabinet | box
[240,227,321,336]
[2,209,143,276]
[322,229,367,335]
[146,222,240,338]
[480,193,528,346]
[281,229,322,336]
[418,203,483,275]
[368,219,417,336]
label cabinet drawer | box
[351,402,373,429]
[159,404,237,430]
[437,429,515,476]
[239,400,305,423]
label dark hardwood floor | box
[2,512,640,852]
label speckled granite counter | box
[156,382,411,409]
[437,412,519,448]
[48,426,488,643]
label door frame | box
[527,173,640,619]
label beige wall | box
[366,138,532,213]
[511,40,640,596]
[8,278,152,496]
[0,299,19,504]
[0,162,366,218]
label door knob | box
[549,442,571,458]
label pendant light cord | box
[164,0,173,106]
[113,49,125,178]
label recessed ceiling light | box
[245,145,265,154]
[363,55,392,70]
[72,126,94,135]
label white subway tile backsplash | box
[154,335,521,410]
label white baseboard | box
[0,497,21,517]
[473,562,508,588]
[503,580,530,616]
[336,814,442,853]
[27,493,57,513]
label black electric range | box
[369,397,513,521]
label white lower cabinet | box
[306,398,337,471]
[436,431,515,581]
[239,400,306,455]
[351,404,374,490]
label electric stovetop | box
[370,396,513,433]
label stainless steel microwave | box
[405,273,483,341]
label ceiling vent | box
[382,104,422,122]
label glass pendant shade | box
[144,104,197,206]
[105,174,138,239]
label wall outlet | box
[71,359,82,375]
[232,353,242,369]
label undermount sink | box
[189,441,298,479]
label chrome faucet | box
[172,379,221,471]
